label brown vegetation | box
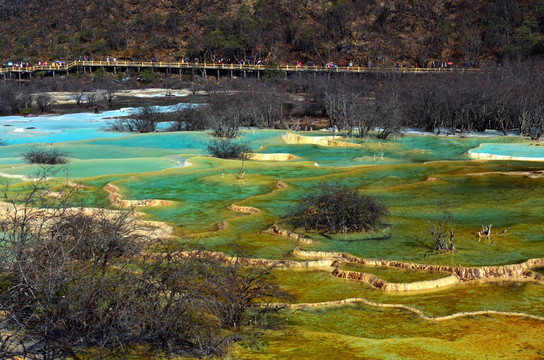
[291,184,388,234]
[0,170,291,359]
[4,61,544,141]
[2,0,544,66]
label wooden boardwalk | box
[0,60,478,79]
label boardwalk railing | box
[0,60,479,76]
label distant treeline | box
[121,59,544,140]
[1,0,544,66]
[2,60,544,140]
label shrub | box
[116,71,127,81]
[74,28,93,43]
[33,93,53,113]
[206,138,250,159]
[105,119,131,132]
[19,107,34,115]
[0,172,291,359]
[291,184,388,233]
[166,106,208,131]
[129,104,162,132]
[264,62,287,79]
[89,39,107,54]
[139,69,155,83]
[22,144,69,164]
[107,104,164,133]
[92,66,107,80]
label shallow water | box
[472,142,544,158]
[2,109,544,358]
[0,103,193,145]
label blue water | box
[0,103,193,145]
[1,103,543,181]
[472,143,544,158]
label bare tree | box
[425,202,456,251]
[519,103,544,140]
[167,106,208,131]
[375,93,402,139]
[0,168,291,359]
[72,92,86,107]
[292,184,389,234]
[33,93,54,113]
[458,21,484,66]
[246,83,286,129]
[406,75,448,133]
[206,92,251,138]
[0,83,32,115]
[85,91,98,107]
[127,103,163,133]
[207,107,242,138]
[323,82,359,130]
[0,169,147,359]
[350,101,376,138]
[98,79,119,105]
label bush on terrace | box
[292,184,388,234]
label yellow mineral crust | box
[282,132,362,147]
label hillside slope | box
[1,0,543,66]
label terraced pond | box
[338,263,451,282]
[2,107,544,359]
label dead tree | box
[0,168,292,359]
[425,203,456,251]
[478,224,492,241]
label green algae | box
[338,264,450,282]
[237,313,544,360]
[272,268,544,318]
[77,139,544,266]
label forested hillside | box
[1,0,544,66]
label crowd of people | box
[2,56,477,71]
[1,60,67,69]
